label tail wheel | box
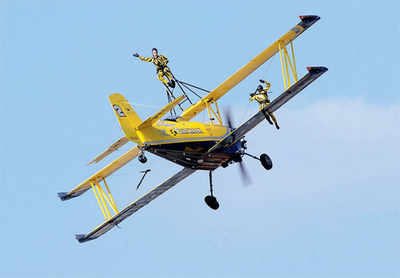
[138,155,147,164]
[204,195,219,210]
[260,153,272,170]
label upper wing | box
[180,15,320,121]
[58,146,140,201]
[207,66,328,153]
[75,167,196,243]
[88,137,130,165]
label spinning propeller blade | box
[224,108,234,131]
[224,108,252,186]
[238,161,252,186]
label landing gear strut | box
[138,151,147,164]
[204,171,219,210]
[244,152,273,170]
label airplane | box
[58,15,328,243]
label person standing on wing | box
[250,79,280,130]
[133,48,175,88]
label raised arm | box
[132,52,153,62]
[139,55,153,62]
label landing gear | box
[204,171,219,210]
[244,152,273,170]
[259,153,273,170]
[138,151,147,164]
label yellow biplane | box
[59,15,327,243]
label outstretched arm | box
[139,55,153,62]
[132,53,153,62]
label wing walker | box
[59,16,328,243]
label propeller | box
[238,159,252,185]
[224,107,234,131]
[223,107,252,186]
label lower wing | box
[75,167,196,243]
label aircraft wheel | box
[260,153,272,170]
[138,155,147,164]
[204,195,219,210]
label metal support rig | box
[163,72,211,119]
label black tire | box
[204,195,219,210]
[138,155,147,164]
[260,153,272,170]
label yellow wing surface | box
[180,15,320,121]
[88,136,130,165]
[58,146,140,201]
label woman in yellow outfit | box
[250,79,280,130]
[133,48,175,88]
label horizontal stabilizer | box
[58,146,140,201]
[75,167,196,243]
[88,137,129,165]
[207,66,328,153]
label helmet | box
[257,85,263,92]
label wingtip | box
[307,66,328,74]
[299,15,320,20]
[58,191,82,201]
[57,192,68,201]
[298,15,320,29]
[75,234,87,243]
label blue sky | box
[1,0,400,277]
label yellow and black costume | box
[250,80,280,129]
[137,54,175,88]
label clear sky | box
[1,0,400,277]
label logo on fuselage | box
[113,105,126,117]
[170,128,203,136]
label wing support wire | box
[75,167,196,243]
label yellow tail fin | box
[109,93,142,142]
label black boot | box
[168,80,176,88]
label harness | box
[153,56,168,72]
